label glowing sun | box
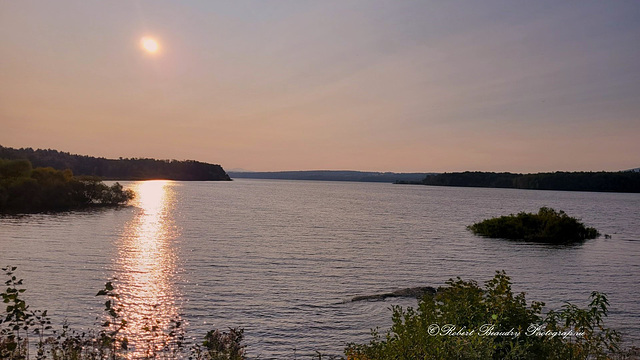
[140,37,160,54]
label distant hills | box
[0,145,230,181]
[421,171,640,193]
[227,170,432,183]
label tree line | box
[422,171,640,193]
[0,145,230,181]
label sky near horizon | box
[1,1,639,173]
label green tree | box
[0,159,134,213]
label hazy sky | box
[1,1,639,172]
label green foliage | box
[0,159,134,213]
[1,266,31,359]
[191,328,246,360]
[345,271,624,360]
[0,159,32,178]
[0,267,245,360]
[94,281,128,359]
[468,207,600,244]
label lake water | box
[1,179,639,358]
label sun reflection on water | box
[115,180,181,357]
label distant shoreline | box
[3,145,638,191]
[233,170,640,194]
[418,171,640,193]
[228,170,432,183]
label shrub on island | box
[467,207,600,244]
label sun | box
[140,36,160,54]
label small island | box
[468,207,600,244]
[1,159,134,214]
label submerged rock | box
[351,286,436,302]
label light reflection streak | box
[114,180,181,358]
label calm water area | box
[1,179,639,358]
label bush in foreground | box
[345,271,624,360]
[467,207,600,244]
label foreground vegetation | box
[468,207,600,244]
[3,267,636,359]
[0,146,230,181]
[422,171,640,193]
[0,159,134,213]
[346,271,630,360]
[0,266,245,360]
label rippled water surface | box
[1,179,639,358]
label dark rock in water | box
[351,286,436,302]
[390,287,437,297]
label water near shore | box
[1,179,639,358]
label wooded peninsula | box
[0,146,230,181]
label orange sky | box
[1,1,639,172]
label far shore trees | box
[422,171,640,193]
